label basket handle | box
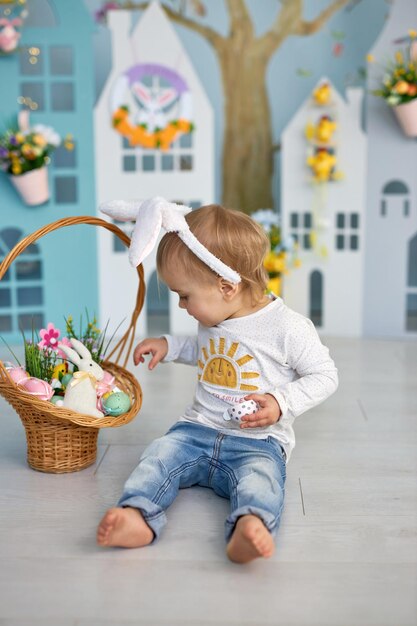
[0,216,145,369]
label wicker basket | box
[0,217,145,473]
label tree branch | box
[225,0,252,31]
[292,0,351,36]
[255,0,301,58]
[119,2,225,50]
[255,0,350,59]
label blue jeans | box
[117,421,286,543]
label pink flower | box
[38,324,72,357]
[38,323,60,350]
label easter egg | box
[18,377,54,401]
[223,399,259,422]
[50,395,64,407]
[7,366,29,385]
[61,373,73,388]
[97,391,112,413]
[102,391,131,416]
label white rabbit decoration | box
[58,338,104,418]
[131,81,178,132]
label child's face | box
[162,268,238,327]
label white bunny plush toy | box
[58,338,104,418]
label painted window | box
[406,233,417,332]
[0,229,44,334]
[335,212,360,251]
[290,212,313,250]
[121,134,194,173]
[52,140,78,204]
[309,270,323,327]
[147,270,169,335]
[112,220,135,253]
[381,180,410,217]
[19,45,75,112]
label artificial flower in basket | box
[2,314,132,419]
[0,311,141,473]
[0,111,72,205]
[369,31,417,137]
[251,209,301,297]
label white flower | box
[32,124,61,147]
[251,208,280,232]
[387,95,400,106]
[282,235,296,250]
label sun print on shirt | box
[198,337,260,392]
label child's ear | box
[218,278,239,300]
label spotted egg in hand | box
[223,399,259,422]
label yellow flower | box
[394,80,409,94]
[32,134,47,147]
[22,143,42,159]
[15,133,25,143]
[395,50,404,65]
[294,258,302,268]
[309,231,317,247]
[264,251,285,273]
[408,29,417,39]
[366,54,375,63]
[320,245,329,259]
[12,162,22,175]
[267,276,282,296]
[64,134,74,150]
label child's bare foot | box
[226,515,275,564]
[96,507,154,548]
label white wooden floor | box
[0,337,416,626]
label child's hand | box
[133,337,168,370]
[239,393,281,429]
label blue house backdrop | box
[0,0,97,343]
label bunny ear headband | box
[99,197,241,284]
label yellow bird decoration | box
[52,362,69,380]
[307,149,338,183]
[313,82,332,105]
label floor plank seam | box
[298,478,306,516]
[93,444,110,475]
[356,398,368,421]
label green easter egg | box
[103,391,131,416]
[50,395,64,406]
[61,373,73,388]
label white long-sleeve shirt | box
[163,296,338,461]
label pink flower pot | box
[392,99,417,138]
[9,166,49,206]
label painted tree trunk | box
[220,46,274,214]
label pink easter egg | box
[18,377,54,401]
[7,367,29,385]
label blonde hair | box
[157,204,269,303]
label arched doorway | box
[406,233,417,332]
[310,270,323,327]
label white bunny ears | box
[100,197,241,284]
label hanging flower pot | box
[0,109,71,206]
[370,34,417,138]
[392,98,417,138]
[9,166,49,206]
